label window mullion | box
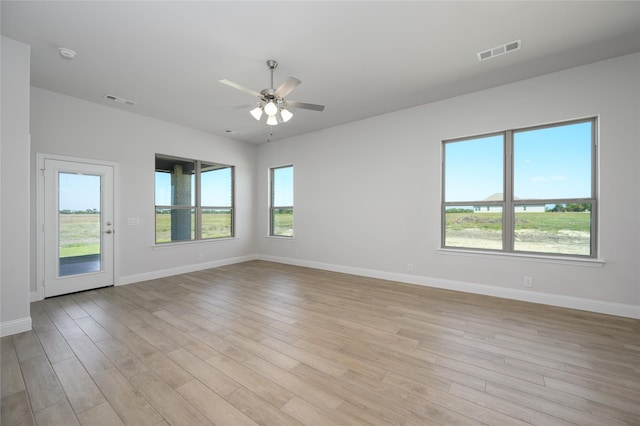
[195,160,202,240]
[504,130,514,252]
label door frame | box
[36,153,119,300]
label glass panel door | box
[43,158,114,298]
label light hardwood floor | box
[2,260,639,425]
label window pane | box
[201,208,232,239]
[444,135,503,202]
[201,165,232,207]
[272,208,294,237]
[155,208,195,243]
[155,171,172,205]
[58,173,101,276]
[514,121,592,199]
[514,203,591,255]
[273,166,293,207]
[155,156,195,206]
[444,205,502,250]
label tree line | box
[446,203,591,214]
[547,203,590,212]
[59,209,100,214]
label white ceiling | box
[2,1,639,144]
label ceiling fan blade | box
[285,101,325,112]
[219,79,262,98]
[274,76,301,98]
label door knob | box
[105,229,113,234]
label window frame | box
[155,154,234,244]
[269,165,294,237]
[441,117,597,258]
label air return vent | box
[102,94,137,106]
[477,39,521,61]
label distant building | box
[474,193,545,213]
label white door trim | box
[36,153,119,300]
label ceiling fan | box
[219,60,325,126]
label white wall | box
[29,88,258,292]
[1,37,32,336]
[3,44,636,337]
[257,53,640,318]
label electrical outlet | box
[407,264,413,272]
[197,254,204,262]
[523,276,533,288]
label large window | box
[442,118,597,257]
[270,165,293,237]
[155,154,233,243]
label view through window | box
[270,165,294,237]
[155,154,234,243]
[442,118,596,257]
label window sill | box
[153,237,238,248]
[265,235,295,240]
[437,248,605,268]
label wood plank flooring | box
[2,260,639,425]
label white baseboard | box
[1,316,32,337]
[31,291,39,302]
[257,255,640,319]
[118,254,257,286]
[29,253,639,319]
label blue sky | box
[59,173,101,211]
[272,166,294,206]
[155,168,233,207]
[445,121,592,202]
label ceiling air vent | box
[477,39,521,61]
[102,94,137,106]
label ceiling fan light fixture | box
[266,114,278,126]
[250,106,263,121]
[264,101,278,116]
[221,59,325,130]
[280,108,293,123]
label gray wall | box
[257,53,640,317]
[29,88,258,291]
[1,37,31,335]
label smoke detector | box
[58,47,76,60]
[477,39,521,61]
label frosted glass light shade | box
[264,101,278,116]
[266,114,278,126]
[280,108,293,122]
[250,106,263,121]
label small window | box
[442,118,597,257]
[270,165,293,237]
[155,154,233,243]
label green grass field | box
[272,210,293,236]
[445,211,591,232]
[60,211,587,257]
[59,214,100,257]
[445,211,592,255]
[59,212,236,255]
[155,210,232,243]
